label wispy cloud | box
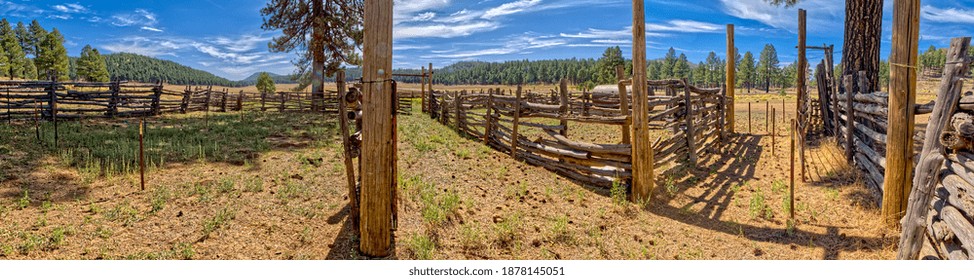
[101,37,187,57]
[719,0,843,32]
[112,9,158,27]
[921,5,974,24]
[396,22,500,39]
[482,0,542,19]
[52,3,87,13]
[141,26,164,32]
[422,33,566,59]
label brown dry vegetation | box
[4,78,956,260]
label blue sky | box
[1,0,972,80]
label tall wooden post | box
[512,86,522,158]
[428,63,434,99]
[360,0,395,257]
[726,24,736,134]
[883,0,921,226]
[790,119,797,220]
[139,119,145,191]
[797,9,808,183]
[683,79,697,168]
[631,0,655,202]
[559,79,569,137]
[616,66,631,144]
[844,75,855,162]
[421,67,427,113]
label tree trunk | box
[840,0,884,93]
[311,0,326,110]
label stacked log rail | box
[832,78,936,195]
[899,37,972,260]
[425,79,724,189]
[1,81,344,121]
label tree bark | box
[311,0,326,110]
[840,0,884,93]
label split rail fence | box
[425,77,727,190]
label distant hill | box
[103,53,240,86]
[239,72,297,86]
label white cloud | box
[647,20,722,33]
[393,0,451,23]
[482,0,542,19]
[719,0,843,32]
[101,37,187,57]
[211,35,272,53]
[112,9,158,27]
[412,12,436,21]
[395,21,500,39]
[52,3,87,13]
[141,26,164,32]
[922,5,974,24]
[422,33,566,59]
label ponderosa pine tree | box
[1,19,27,79]
[261,0,363,97]
[35,28,70,81]
[758,44,780,93]
[595,46,625,84]
[27,20,47,58]
[77,45,109,82]
[14,22,30,57]
[739,51,757,93]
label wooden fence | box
[426,78,726,189]
[898,37,972,260]
[1,81,415,121]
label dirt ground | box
[5,79,955,260]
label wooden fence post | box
[221,89,228,112]
[139,119,145,191]
[844,75,855,162]
[237,90,244,111]
[152,82,162,116]
[359,0,395,257]
[261,92,267,111]
[718,84,726,146]
[765,100,769,133]
[485,89,494,145]
[897,37,970,259]
[726,24,736,134]
[559,79,569,137]
[683,79,697,167]
[48,80,58,149]
[797,9,808,184]
[772,107,776,156]
[421,66,427,113]
[616,66,631,144]
[512,86,522,159]
[790,119,797,220]
[111,82,120,117]
[280,93,286,112]
[882,0,921,226]
[204,86,212,112]
[180,86,189,114]
[748,102,752,135]
[455,91,463,134]
[631,0,655,202]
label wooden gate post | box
[485,89,494,145]
[883,0,921,226]
[111,82,120,117]
[725,24,736,134]
[455,91,463,134]
[631,0,655,203]
[359,0,395,257]
[616,66,631,144]
[237,90,244,111]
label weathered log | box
[941,206,974,256]
[941,174,974,221]
[941,132,971,151]
[542,128,631,155]
[952,112,974,138]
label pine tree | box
[0,43,8,78]
[594,46,625,84]
[23,58,36,80]
[757,44,780,93]
[14,22,30,57]
[739,51,757,93]
[673,53,691,79]
[77,45,109,82]
[260,0,363,94]
[256,72,277,94]
[661,48,677,79]
[35,28,70,81]
[1,20,27,79]
[27,20,47,58]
